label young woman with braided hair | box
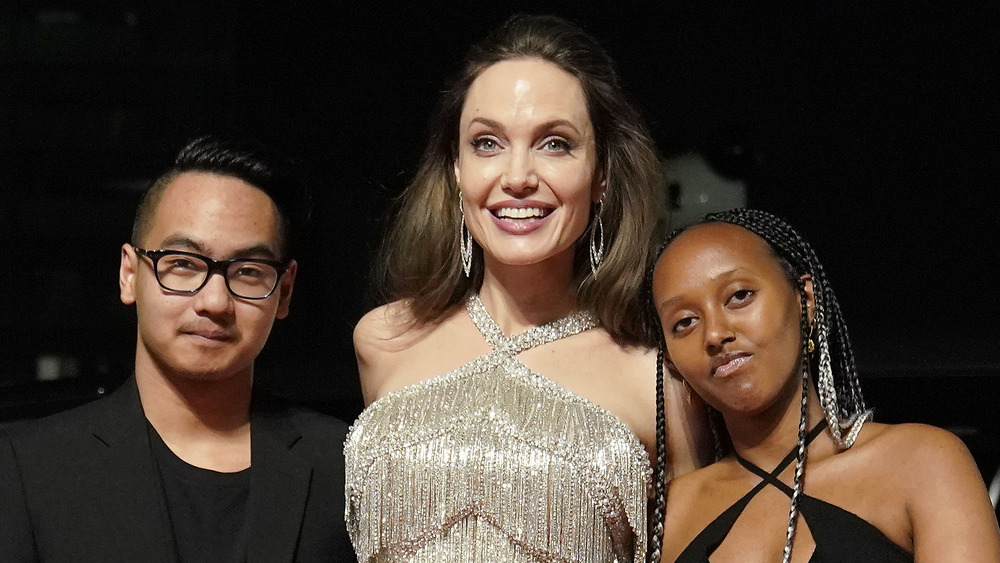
[648,209,1000,562]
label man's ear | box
[275,259,297,320]
[800,274,815,326]
[120,244,138,305]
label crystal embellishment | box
[345,295,651,562]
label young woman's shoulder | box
[861,422,974,471]
[845,422,980,493]
[665,461,725,505]
[660,461,736,561]
[862,422,1000,560]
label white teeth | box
[496,207,546,219]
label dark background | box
[1,3,997,479]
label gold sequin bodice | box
[345,296,651,562]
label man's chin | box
[161,356,254,385]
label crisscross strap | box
[734,420,828,498]
[674,421,828,561]
[466,294,599,356]
[676,420,913,562]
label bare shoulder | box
[566,330,656,388]
[521,330,658,455]
[863,422,976,472]
[661,462,730,561]
[864,422,1000,559]
[841,422,981,495]
[354,300,481,406]
[353,300,433,405]
[665,462,718,509]
[354,301,417,351]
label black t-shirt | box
[148,424,250,563]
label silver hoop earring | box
[589,200,604,276]
[459,195,473,278]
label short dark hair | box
[131,135,311,260]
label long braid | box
[804,253,870,445]
[706,404,728,462]
[781,282,813,563]
[647,341,668,562]
[811,281,845,439]
[830,295,866,413]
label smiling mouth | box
[492,207,552,220]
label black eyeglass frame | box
[133,246,289,300]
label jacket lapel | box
[89,377,176,563]
[246,403,312,563]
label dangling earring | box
[459,193,473,278]
[589,200,604,276]
[807,324,816,353]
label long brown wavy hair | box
[376,14,664,346]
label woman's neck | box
[477,256,579,335]
[723,376,827,469]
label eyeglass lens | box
[155,254,279,299]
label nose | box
[703,309,735,353]
[502,149,538,195]
[193,271,234,317]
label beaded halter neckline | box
[466,293,599,356]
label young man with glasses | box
[0,136,354,562]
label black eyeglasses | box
[133,247,288,300]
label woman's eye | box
[672,317,697,334]
[541,138,572,153]
[730,289,755,305]
[471,137,500,153]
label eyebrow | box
[656,296,682,317]
[655,267,743,315]
[466,117,583,137]
[467,117,506,134]
[156,235,279,261]
[534,119,582,136]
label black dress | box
[674,421,912,562]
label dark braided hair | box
[647,343,667,562]
[644,208,871,562]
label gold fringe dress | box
[345,295,651,562]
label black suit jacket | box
[0,377,355,562]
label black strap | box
[733,420,828,497]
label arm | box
[353,310,387,406]
[0,434,39,562]
[904,425,1000,562]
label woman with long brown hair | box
[345,14,706,563]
